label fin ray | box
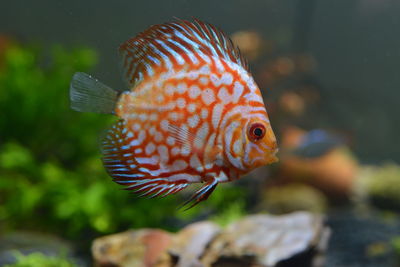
[119,19,248,87]
[70,72,119,114]
[101,119,189,198]
[180,178,218,210]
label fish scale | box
[69,19,278,208]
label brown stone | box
[169,221,221,267]
[202,212,329,267]
[278,126,359,198]
[92,229,172,267]
[92,212,330,267]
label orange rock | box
[92,229,172,267]
[280,147,358,198]
[277,126,358,198]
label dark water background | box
[2,0,399,164]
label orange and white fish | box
[70,19,278,208]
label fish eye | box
[248,123,266,142]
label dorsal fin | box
[119,18,248,88]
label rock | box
[168,221,221,267]
[278,126,359,199]
[203,212,329,267]
[92,229,172,267]
[92,212,330,267]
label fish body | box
[70,19,278,208]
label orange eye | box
[248,123,266,142]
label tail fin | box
[69,72,118,114]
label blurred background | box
[1,0,400,266]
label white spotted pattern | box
[188,114,200,128]
[165,84,174,96]
[177,82,187,94]
[157,145,169,163]
[188,71,199,80]
[145,142,156,155]
[113,20,272,196]
[211,104,224,130]
[133,123,140,131]
[166,136,176,146]
[187,103,196,113]
[190,154,203,170]
[149,126,156,136]
[217,87,231,104]
[194,122,209,150]
[210,74,221,87]
[172,159,188,171]
[189,85,201,99]
[201,89,215,106]
[149,113,158,121]
[160,120,169,131]
[199,77,209,85]
[154,131,163,142]
[176,98,186,109]
[181,143,191,156]
[199,65,211,75]
[232,81,244,103]
[156,95,164,103]
[171,146,180,156]
[130,130,146,146]
[139,113,148,121]
[221,72,233,85]
[169,112,179,121]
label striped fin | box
[102,120,189,198]
[180,178,218,210]
[119,18,248,87]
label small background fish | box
[70,19,278,208]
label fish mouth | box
[249,148,279,168]
[260,142,279,164]
[267,148,279,164]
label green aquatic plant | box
[0,44,107,165]
[5,252,76,267]
[391,236,400,264]
[211,200,246,227]
[360,163,400,210]
[259,183,328,214]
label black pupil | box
[253,127,263,137]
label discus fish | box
[69,19,278,209]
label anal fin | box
[102,119,189,198]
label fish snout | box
[268,147,279,164]
[264,132,279,164]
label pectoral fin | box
[180,178,218,210]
